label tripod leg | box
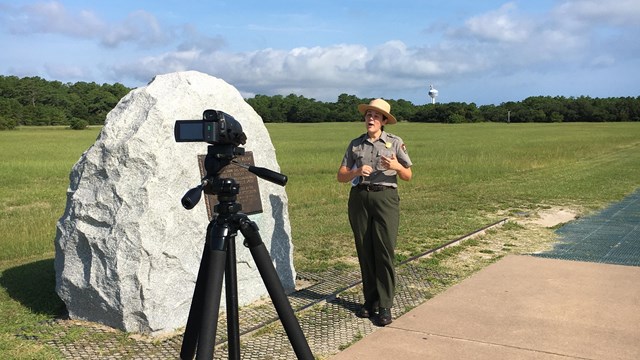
[180,245,209,359]
[239,219,314,360]
[225,237,241,360]
[180,220,231,360]
[195,248,226,360]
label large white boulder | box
[55,71,295,335]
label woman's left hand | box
[381,154,400,171]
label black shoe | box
[377,308,392,326]
[356,302,379,318]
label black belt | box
[356,184,395,192]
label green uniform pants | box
[348,186,400,309]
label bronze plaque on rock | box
[197,151,263,219]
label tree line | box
[0,75,130,130]
[247,93,640,123]
[1,75,638,130]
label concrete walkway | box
[331,255,640,360]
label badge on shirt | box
[401,143,408,155]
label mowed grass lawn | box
[268,122,640,271]
[0,122,639,358]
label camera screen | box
[174,121,205,142]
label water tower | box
[428,84,438,104]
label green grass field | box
[1,122,639,358]
[269,122,640,270]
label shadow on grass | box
[0,258,65,316]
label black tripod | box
[179,144,313,360]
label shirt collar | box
[380,131,389,143]
[359,131,389,145]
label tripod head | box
[175,110,288,210]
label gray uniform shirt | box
[341,131,413,188]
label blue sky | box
[1,0,639,105]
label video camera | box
[173,108,287,210]
[174,109,247,146]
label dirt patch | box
[515,206,581,228]
[295,278,316,291]
[433,206,585,283]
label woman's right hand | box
[360,165,373,177]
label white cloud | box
[439,0,640,77]
[176,25,227,52]
[590,54,616,68]
[100,10,170,48]
[1,1,173,49]
[108,49,201,82]
[553,0,640,27]
[3,1,104,38]
[461,2,532,43]
[44,63,92,80]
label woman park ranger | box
[337,98,413,326]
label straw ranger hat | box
[358,98,397,124]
